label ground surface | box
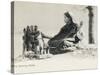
[14,48,97,74]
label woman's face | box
[64,15,70,24]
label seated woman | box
[48,12,82,54]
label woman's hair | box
[64,12,73,23]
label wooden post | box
[86,6,94,44]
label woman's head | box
[64,12,73,24]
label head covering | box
[64,12,73,23]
